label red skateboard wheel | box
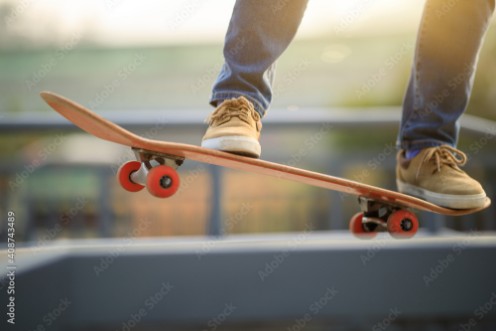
[349,212,377,239]
[387,210,419,239]
[117,161,145,192]
[146,165,180,198]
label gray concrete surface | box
[1,232,496,330]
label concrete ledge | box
[1,232,496,330]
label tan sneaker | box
[201,96,262,158]
[396,145,486,209]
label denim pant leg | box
[210,0,308,116]
[398,0,495,151]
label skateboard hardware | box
[40,91,491,240]
[133,148,184,169]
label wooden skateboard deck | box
[40,91,491,238]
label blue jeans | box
[399,0,495,151]
[211,0,494,151]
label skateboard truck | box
[350,196,419,239]
[117,148,184,198]
[130,148,184,182]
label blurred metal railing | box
[2,107,496,237]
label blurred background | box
[2,0,496,243]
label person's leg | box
[398,0,495,152]
[210,0,309,116]
[203,0,308,157]
[396,0,494,208]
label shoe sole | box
[396,180,487,209]
[201,136,261,158]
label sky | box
[3,0,425,46]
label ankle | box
[405,149,421,160]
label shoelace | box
[417,145,467,178]
[207,98,260,125]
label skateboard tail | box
[40,91,139,147]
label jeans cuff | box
[397,139,452,151]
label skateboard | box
[40,91,491,239]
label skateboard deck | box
[40,91,491,238]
